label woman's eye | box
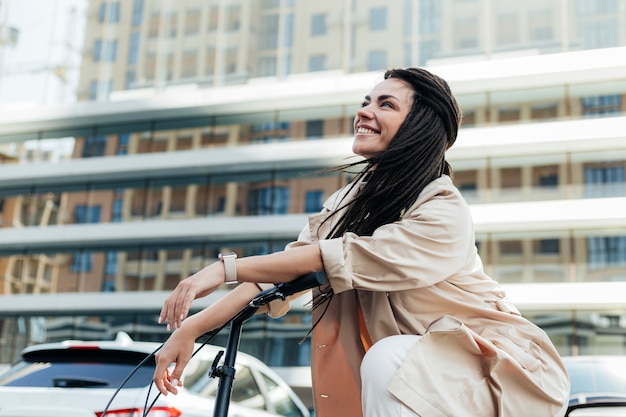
[360,101,369,108]
[381,101,394,108]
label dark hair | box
[325,67,462,239]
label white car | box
[0,332,310,417]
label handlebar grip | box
[277,271,327,297]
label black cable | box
[101,327,223,417]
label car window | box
[185,359,267,411]
[567,359,626,395]
[260,373,304,417]
[0,349,154,389]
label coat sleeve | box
[320,189,475,294]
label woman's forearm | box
[235,243,323,284]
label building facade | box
[1,0,626,393]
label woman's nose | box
[356,105,373,119]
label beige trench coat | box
[264,175,570,417]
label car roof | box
[562,355,626,363]
[18,332,261,369]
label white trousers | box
[360,334,422,417]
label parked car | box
[563,356,626,417]
[0,332,310,417]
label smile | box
[357,127,380,134]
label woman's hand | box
[158,262,224,331]
[153,328,195,396]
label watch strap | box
[218,252,238,284]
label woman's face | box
[352,77,414,158]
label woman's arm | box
[159,243,323,330]
[153,243,322,396]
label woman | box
[153,68,570,417]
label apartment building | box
[1,0,626,380]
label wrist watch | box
[218,252,238,284]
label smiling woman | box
[152,67,570,417]
[352,78,414,159]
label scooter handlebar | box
[276,271,327,297]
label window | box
[305,190,323,213]
[132,0,144,26]
[185,8,201,35]
[259,15,279,50]
[311,14,327,36]
[248,187,290,215]
[181,50,198,78]
[125,71,135,90]
[587,236,626,269]
[251,121,290,143]
[71,205,101,273]
[499,240,522,256]
[368,50,387,71]
[105,251,118,276]
[89,80,98,100]
[582,94,621,118]
[257,56,277,77]
[128,32,140,64]
[369,7,387,31]
[93,39,102,62]
[536,239,560,255]
[579,20,618,49]
[227,5,240,31]
[98,2,120,23]
[71,252,93,273]
[104,40,118,62]
[418,39,440,66]
[305,120,323,139]
[418,0,442,34]
[308,54,326,72]
[82,135,107,157]
[112,198,123,221]
[584,165,625,198]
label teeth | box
[357,127,378,134]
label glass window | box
[93,39,102,62]
[185,8,201,35]
[418,39,440,66]
[418,0,442,34]
[311,13,327,36]
[128,32,140,65]
[308,54,326,72]
[305,120,323,139]
[258,56,277,77]
[105,251,118,276]
[104,40,118,62]
[536,239,560,255]
[259,14,279,50]
[584,165,625,197]
[305,190,323,213]
[125,70,135,90]
[368,50,387,71]
[112,198,123,221]
[82,135,107,157]
[247,186,290,215]
[369,7,387,31]
[260,373,304,417]
[587,236,626,270]
[582,94,621,118]
[132,0,144,26]
[99,2,120,24]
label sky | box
[0,0,87,106]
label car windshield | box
[567,358,626,396]
[0,348,154,389]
